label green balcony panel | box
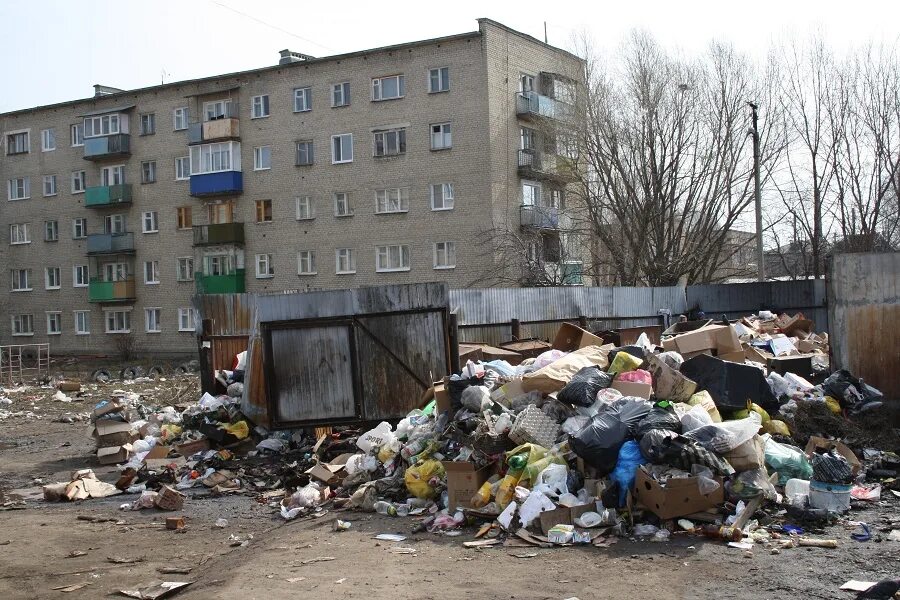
[84,184,133,207]
[88,278,136,303]
[195,270,246,294]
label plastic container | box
[784,478,810,501]
[808,480,852,513]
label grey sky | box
[1,0,898,113]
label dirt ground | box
[1,377,898,600]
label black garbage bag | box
[680,354,778,413]
[822,369,884,411]
[639,428,679,463]
[448,376,482,411]
[558,366,613,407]
[634,403,682,439]
[811,449,853,484]
[607,345,646,367]
[570,397,652,474]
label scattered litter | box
[374,534,407,542]
[118,581,192,599]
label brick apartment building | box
[0,19,584,356]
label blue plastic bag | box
[611,440,647,506]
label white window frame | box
[74,310,90,335]
[204,99,232,121]
[45,220,58,242]
[430,122,452,150]
[253,145,271,171]
[71,170,86,194]
[70,124,84,147]
[430,183,455,211]
[293,87,312,112]
[42,175,58,197]
[251,94,270,119]
[295,196,315,220]
[11,269,31,291]
[374,188,409,214]
[72,218,87,239]
[101,165,125,187]
[145,308,162,333]
[332,82,350,107]
[429,67,450,93]
[178,308,195,332]
[104,214,125,235]
[373,128,406,157]
[139,113,156,135]
[522,180,541,206]
[372,75,405,101]
[142,211,159,233]
[83,114,123,138]
[175,156,190,180]
[176,257,194,282]
[73,265,89,287]
[141,160,157,184]
[104,309,131,334]
[255,253,274,278]
[333,192,352,217]
[41,128,56,152]
[434,241,457,270]
[46,312,62,335]
[331,134,353,164]
[6,130,30,155]
[173,107,189,131]
[10,223,30,245]
[144,260,160,285]
[8,177,30,200]
[11,314,34,336]
[45,266,61,290]
[297,250,316,275]
[375,244,411,273]
[296,140,314,165]
[189,141,240,175]
[335,248,356,274]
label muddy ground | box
[1,377,898,600]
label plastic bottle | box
[701,525,743,542]
[496,454,528,508]
[373,501,397,516]
[470,475,500,508]
[400,437,430,461]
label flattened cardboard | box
[634,467,724,520]
[610,380,652,400]
[175,439,210,458]
[743,344,774,364]
[522,344,614,393]
[97,445,131,465]
[646,354,697,402]
[552,323,604,352]
[93,418,133,437]
[305,461,346,485]
[717,350,746,364]
[442,461,497,510]
[539,506,571,535]
[662,325,741,356]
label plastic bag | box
[617,369,652,385]
[656,351,684,370]
[607,351,642,375]
[732,467,776,499]
[639,428,679,463]
[610,441,646,506]
[570,397,652,474]
[461,386,491,412]
[357,422,394,453]
[558,366,612,407]
[762,419,790,436]
[683,412,761,454]
[764,438,813,485]
[634,404,682,438]
[811,450,853,484]
[534,463,569,497]
[687,390,722,423]
[822,369,884,411]
[404,459,445,499]
[562,415,590,436]
[286,482,322,509]
[518,490,556,527]
[691,465,720,495]
[532,349,568,370]
[724,435,765,471]
[681,403,714,432]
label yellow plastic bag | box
[404,459,445,499]
[763,419,791,436]
[687,390,722,423]
[160,423,183,440]
[219,420,249,440]
[519,453,567,488]
[824,396,842,415]
[505,443,549,466]
[377,444,397,464]
[607,352,642,375]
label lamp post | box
[748,101,765,281]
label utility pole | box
[748,102,765,281]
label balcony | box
[516,91,573,122]
[188,118,241,144]
[86,232,135,255]
[190,171,243,197]
[84,184,133,208]
[88,277,136,303]
[523,261,583,287]
[195,270,246,294]
[193,222,245,246]
[520,205,571,230]
[517,149,578,183]
[83,134,131,160]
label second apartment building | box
[0,18,584,356]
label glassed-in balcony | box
[192,222,245,246]
[84,184,133,208]
[83,134,131,160]
[520,205,571,230]
[88,277,136,303]
[517,149,577,183]
[86,232,135,255]
[515,91,573,121]
[190,171,243,197]
[195,270,246,294]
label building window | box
[253,146,271,170]
[176,207,192,230]
[373,128,406,157]
[140,113,156,135]
[251,95,270,119]
[522,181,541,206]
[296,141,314,166]
[11,314,33,336]
[42,175,58,197]
[520,126,536,150]
[10,223,30,244]
[255,253,274,278]
[11,269,31,291]
[519,73,535,92]
[372,75,405,101]
[255,199,273,223]
[208,202,233,224]
[189,141,239,174]
[430,183,454,210]
[331,133,353,164]
[335,248,355,274]
[375,244,410,272]
[434,241,457,269]
[173,107,189,131]
[178,308,195,332]
[293,87,312,112]
[45,267,61,290]
[332,82,350,107]
[6,131,29,155]
[430,123,452,150]
[104,214,125,234]
[72,218,87,239]
[175,156,190,180]
[101,165,125,186]
[8,177,30,200]
[74,311,90,335]
[333,192,352,217]
[142,211,159,233]
[105,309,131,334]
[298,250,316,275]
[46,312,62,335]
[144,261,159,284]
[83,114,122,138]
[45,220,58,242]
[73,265,89,287]
[141,160,157,184]
[375,188,409,214]
[70,124,84,147]
[41,128,56,151]
[71,170,86,194]
[145,308,162,333]
[296,196,314,220]
[429,67,450,93]
[176,257,194,281]
[204,99,232,121]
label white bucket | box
[808,480,852,513]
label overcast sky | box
[2,0,899,113]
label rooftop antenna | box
[544,21,548,44]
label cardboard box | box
[634,467,724,520]
[610,379,652,400]
[305,462,346,485]
[154,485,185,511]
[744,344,774,364]
[93,419,137,446]
[718,350,746,363]
[777,314,814,336]
[540,505,572,535]
[458,344,484,363]
[433,377,451,414]
[91,400,124,420]
[474,344,524,365]
[662,319,713,337]
[768,354,814,376]
[175,438,210,458]
[662,324,741,356]
[442,461,497,510]
[499,338,552,360]
[552,323,604,352]
[805,436,861,477]
[97,445,131,465]
[647,354,696,402]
